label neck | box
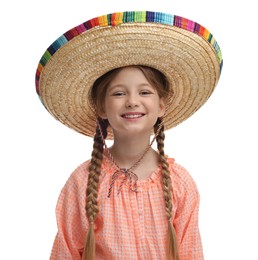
[109,132,154,169]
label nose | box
[125,94,139,108]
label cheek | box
[103,99,119,118]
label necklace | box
[97,120,163,197]
[106,143,151,197]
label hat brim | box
[36,11,223,139]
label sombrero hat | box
[35,11,223,139]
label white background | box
[1,0,257,259]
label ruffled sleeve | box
[171,163,204,260]
[50,162,89,260]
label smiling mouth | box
[121,113,145,119]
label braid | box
[82,118,108,260]
[154,118,179,260]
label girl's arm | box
[172,164,204,260]
[50,165,89,260]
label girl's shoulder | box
[63,160,91,189]
[71,159,91,176]
[65,158,110,188]
[167,158,199,192]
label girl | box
[36,11,223,260]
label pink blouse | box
[50,157,203,259]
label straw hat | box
[35,11,223,139]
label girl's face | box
[100,67,166,137]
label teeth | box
[123,114,143,119]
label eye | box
[140,89,153,95]
[111,91,125,96]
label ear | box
[158,98,166,117]
[98,107,108,119]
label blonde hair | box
[83,66,179,260]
